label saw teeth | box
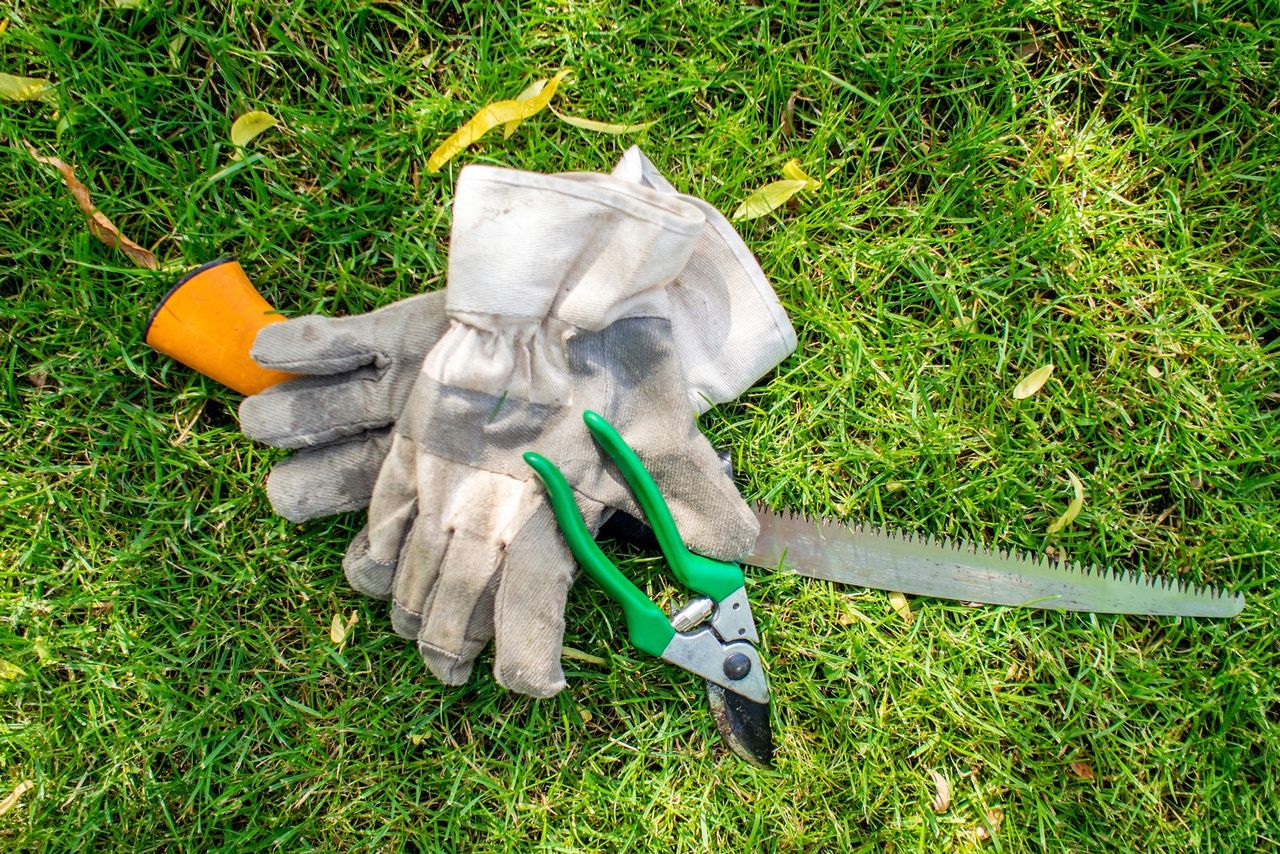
[753,502,1242,610]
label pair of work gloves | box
[238,148,797,698]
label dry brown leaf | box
[0,72,53,102]
[0,780,33,817]
[930,769,951,813]
[24,143,159,270]
[1069,760,1095,780]
[1012,363,1054,399]
[781,89,799,139]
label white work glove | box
[239,148,796,523]
[344,166,770,697]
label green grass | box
[2,0,1278,849]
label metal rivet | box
[723,652,752,680]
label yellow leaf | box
[0,73,53,102]
[781,158,820,190]
[428,68,571,173]
[0,19,9,35]
[0,781,33,817]
[1012,362,1054,399]
[24,142,159,270]
[230,110,278,159]
[1047,470,1085,534]
[329,613,346,645]
[503,78,547,139]
[0,660,25,680]
[32,638,54,666]
[731,178,809,221]
[888,591,914,623]
[930,769,951,813]
[549,106,657,134]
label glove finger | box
[250,314,382,375]
[414,529,502,687]
[239,368,396,448]
[492,501,595,698]
[343,436,418,598]
[264,431,393,521]
[387,510,450,638]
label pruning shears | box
[524,410,773,767]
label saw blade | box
[745,505,1243,618]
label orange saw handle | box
[144,258,297,395]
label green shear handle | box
[523,410,748,658]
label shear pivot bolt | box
[723,653,752,681]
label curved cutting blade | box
[747,506,1244,618]
[706,682,773,767]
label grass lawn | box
[2,1,1278,849]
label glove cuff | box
[446,165,705,330]
[611,147,798,412]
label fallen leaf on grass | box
[230,110,278,160]
[502,78,548,138]
[428,68,571,172]
[1012,362,1054,399]
[329,610,358,646]
[0,72,53,102]
[0,660,25,680]
[960,807,1005,843]
[780,89,799,139]
[550,105,657,134]
[0,781,33,817]
[733,158,821,221]
[888,591,914,624]
[24,143,159,270]
[1046,470,1084,534]
[781,158,820,189]
[732,178,810,221]
[1069,760,1095,780]
[930,769,951,813]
